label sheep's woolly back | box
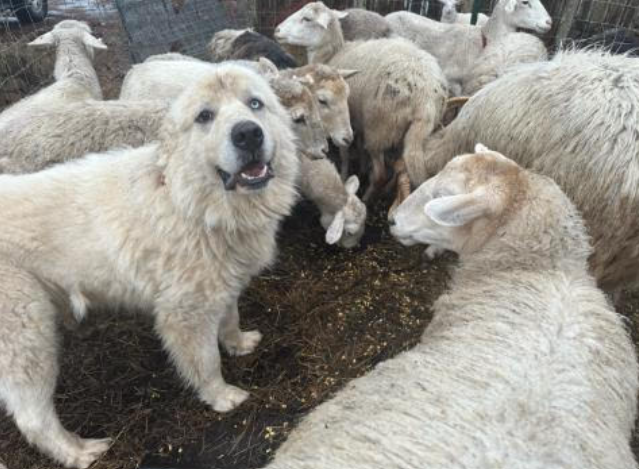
[340,8,392,41]
[209,28,250,61]
[410,49,639,290]
[329,38,448,154]
[267,169,638,469]
[462,32,547,94]
[0,100,168,174]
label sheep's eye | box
[249,98,264,110]
[302,17,312,22]
[293,115,307,125]
[318,98,329,106]
[195,110,214,124]
[522,1,530,5]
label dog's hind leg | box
[0,266,110,469]
[219,299,262,357]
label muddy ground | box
[1,2,639,469]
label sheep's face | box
[314,73,355,148]
[274,2,348,48]
[163,64,297,199]
[391,145,522,254]
[28,20,107,57]
[324,176,367,248]
[277,79,328,159]
[503,0,552,34]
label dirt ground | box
[1,2,639,469]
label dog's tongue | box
[241,162,267,178]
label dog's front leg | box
[154,297,249,413]
[219,299,262,356]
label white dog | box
[0,64,299,468]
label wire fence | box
[0,0,637,112]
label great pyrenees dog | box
[0,64,299,468]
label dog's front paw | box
[206,384,249,413]
[60,437,111,469]
[223,330,263,357]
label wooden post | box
[555,0,580,44]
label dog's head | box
[159,64,299,230]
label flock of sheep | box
[0,0,638,467]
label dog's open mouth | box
[217,161,274,191]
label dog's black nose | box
[231,121,264,152]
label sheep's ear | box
[257,57,278,78]
[345,175,360,195]
[28,31,56,46]
[315,11,333,29]
[83,33,108,50]
[475,143,490,153]
[424,191,490,227]
[504,0,517,13]
[326,211,345,244]
[338,69,359,79]
[333,9,349,20]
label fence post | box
[555,0,579,44]
[470,0,484,24]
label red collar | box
[481,32,488,49]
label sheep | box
[298,154,367,248]
[0,20,107,126]
[460,31,547,95]
[119,57,329,160]
[210,28,298,69]
[339,8,393,41]
[0,99,169,174]
[0,64,300,468]
[402,49,639,294]
[439,0,489,26]
[386,0,551,95]
[266,146,639,469]
[279,63,356,165]
[275,2,448,202]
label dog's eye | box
[249,98,264,110]
[195,110,214,124]
[318,98,329,107]
[293,115,307,125]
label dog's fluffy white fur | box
[0,64,299,468]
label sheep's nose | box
[232,121,264,152]
[388,218,396,227]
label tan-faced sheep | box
[386,0,551,95]
[298,154,367,248]
[275,1,448,203]
[266,146,638,469]
[0,65,299,468]
[0,20,106,126]
[403,49,639,293]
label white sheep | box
[460,31,547,95]
[275,2,448,203]
[298,154,367,248]
[0,20,107,126]
[438,0,489,26]
[0,99,169,174]
[266,146,639,469]
[386,0,551,95]
[403,49,639,293]
[339,8,393,40]
[0,64,299,468]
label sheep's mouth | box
[217,162,274,191]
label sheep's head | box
[437,0,460,21]
[291,64,356,148]
[271,76,328,159]
[324,176,367,249]
[501,0,552,34]
[28,20,107,57]
[159,64,299,229]
[274,2,348,48]
[390,144,524,255]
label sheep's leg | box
[339,146,350,181]
[219,300,262,357]
[402,119,437,190]
[362,150,387,203]
[154,299,249,413]
[388,158,412,221]
[0,267,110,469]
